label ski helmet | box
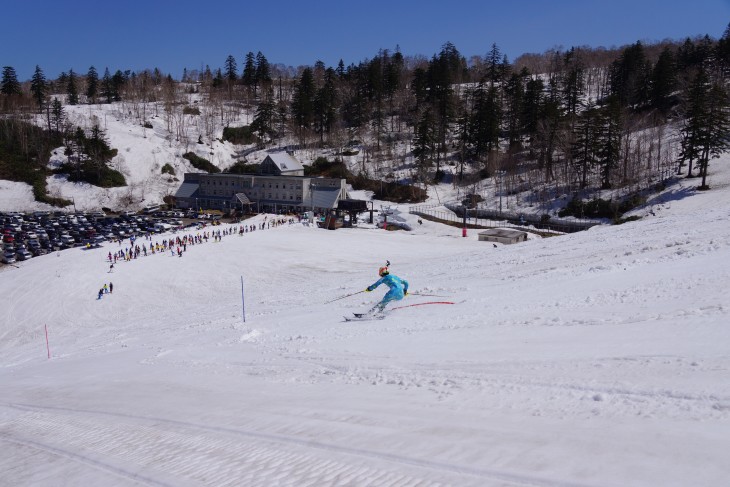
[378,266,389,276]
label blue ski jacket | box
[367,274,409,304]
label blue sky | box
[2,0,728,80]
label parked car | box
[2,251,16,264]
[60,234,75,246]
[153,222,172,233]
[30,246,47,257]
[15,249,32,261]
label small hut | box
[478,229,528,244]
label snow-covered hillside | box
[1,151,729,485]
[43,101,242,212]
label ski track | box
[266,354,730,421]
[0,402,597,487]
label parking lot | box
[2,209,223,266]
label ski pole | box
[325,290,366,304]
[408,292,451,298]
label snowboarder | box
[109,263,114,273]
[365,262,408,314]
[109,282,114,294]
[98,288,104,300]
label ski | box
[344,313,386,322]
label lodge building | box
[174,153,348,214]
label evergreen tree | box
[504,69,527,148]
[292,67,315,129]
[251,87,276,139]
[426,43,465,174]
[67,69,79,105]
[111,70,126,101]
[650,48,677,114]
[367,55,386,147]
[412,108,436,175]
[86,66,99,103]
[522,76,544,143]
[242,52,256,92]
[716,23,730,80]
[50,98,64,133]
[101,68,113,103]
[534,78,564,181]
[384,50,403,130]
[410,67,429,112]
[561,48,585,120]
[698,81,730,188]
[224,54,237,82]
[596,96,623,188]
[678,68,709,177]
[255,51,271,93]
[203,65,213,84]
[336,59,346,78]
[610,41,651,108]
[1,66,21,95]
[571,103,601,188]
[469,82,501,159]
[313,68,338,142]
[486,43,502,85]
[340,63,368,129]
[30,65,47,110]
[212,68,223,89]
[679,68,730,188]
[56,71,69,94]
[146,68,158,85]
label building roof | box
[266,153,304,173]
[235,193,252,205]
[175,182,199,199]
[311,187,341,209]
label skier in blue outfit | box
[365,264,408,314]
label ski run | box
[2,157,730,485]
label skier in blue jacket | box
[366,264,408,313]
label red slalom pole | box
[45,324,51,359]
[390,301,455,311]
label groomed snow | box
[2,155,730,486]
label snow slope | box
[1,156,730,486]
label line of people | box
[102,217,288,275]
